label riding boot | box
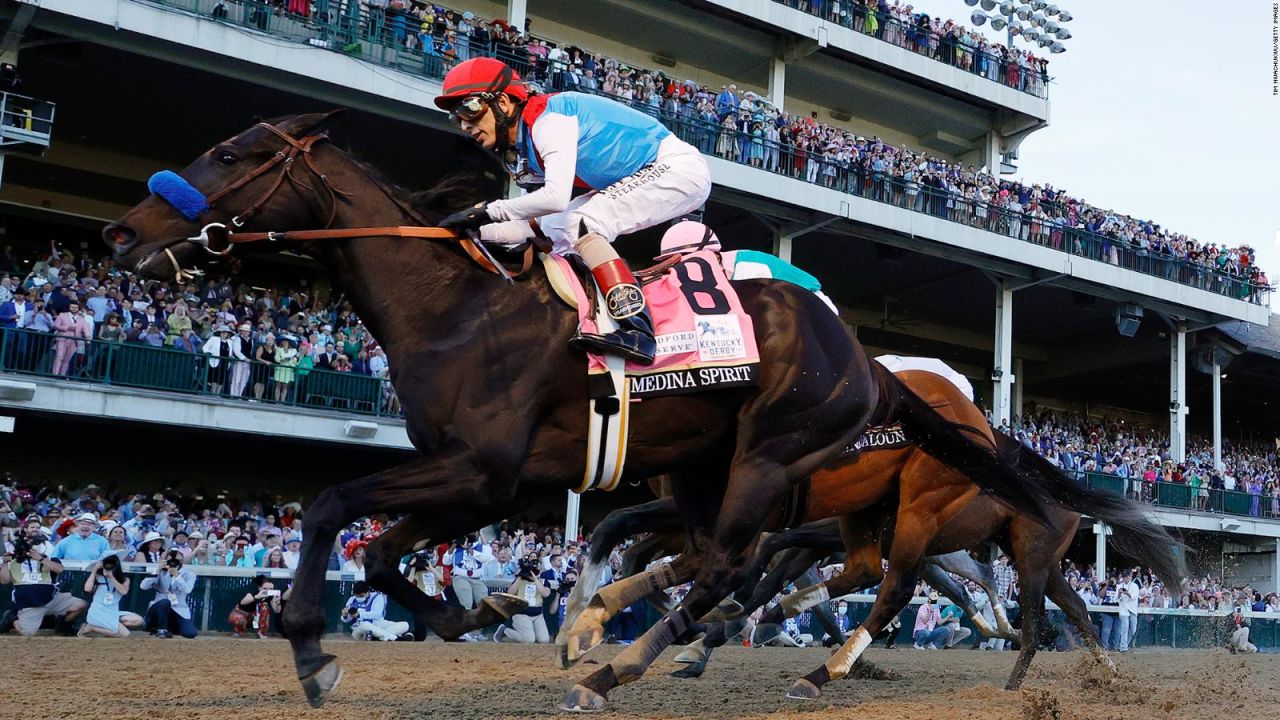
[570,257,656,365]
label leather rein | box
[151,122,535,283]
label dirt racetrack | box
[4,636,1274,720]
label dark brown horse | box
[560,369,1185,697]
[103,114,1058,711]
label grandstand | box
[0,0,1278,608]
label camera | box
[517,558,539,581]
[166,557,182,569]
[10,531,36,562]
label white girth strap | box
[578,287,630,493]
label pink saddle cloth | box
[550,251,761,399]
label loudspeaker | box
[1114,304,1142,337]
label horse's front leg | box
[283,451,514,707]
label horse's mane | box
[331,145,497,224]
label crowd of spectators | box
[1001,408,1280,519]
[0,241,399,411]
[240,0,1265,301]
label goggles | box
[449,95,489,124]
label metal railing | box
[141,0,1269,305]
[769,0,1050,98]
[0,327,400,418]
[1085,472,1280,521]
[0,90,55,152]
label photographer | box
[1227,606,1258,654]
[404,550,444,602]
[495,555,550,643]
[341,580,411,641]
[0,517,87,636]
[139,550,198,638]
[229,575,282,639]
[79,555,143,638]
[443,534,491,610]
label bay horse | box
[103,114,1059,711]
[560,369,1185,697]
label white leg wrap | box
[971,612,996,637]
[781,583,830,619]
[824,627,872,680]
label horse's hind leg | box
[283,454,508,708]
[364,515,524,642]
[1005,566,1048,690]
[787,512,928,700]
[1045,569,1117,680]
[931,548,1018,640]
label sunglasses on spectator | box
[450,96,489,124]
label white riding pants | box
[482,135,711,254]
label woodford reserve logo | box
[839,423,910,457]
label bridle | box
[139,122,535,283]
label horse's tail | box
[1007,438,1187,588]
[881,369,1056,528]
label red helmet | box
[434,58,528,110]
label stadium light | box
[1043,19,1059,33]
[971,10,988,25]
[964,0,980,6]
[1050,41,1066,53]
[999,1,1016,16]
[1058,9,1072,21]
[1054,27,1072,39]
[990,16,1008,30]
[1031,11,1046,26]
[1031,0,1048,9]
[1022,27,1040,41]
[1045,4,1060,16]
[1015,4,1033,20]
[1008,20,1023,36]
[1037,35,1053,47]
[981,0,998,9]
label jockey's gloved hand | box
[439,202,494,234]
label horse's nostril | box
[103,223,136,250]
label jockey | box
[656,220,839,314]
[435,57,712,364]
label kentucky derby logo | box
[606,284,644,318]
[696,315,746,361]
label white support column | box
[564,492,580,544]
[768,55,786,111]
[1093,522,1109,580]
[992,280,1014,427]
[1212,357,1223,471]
[1169,324,1187,463]
[984,131,1001,175]
[507,0,527,32]
[1012,357,1025,423]
[773,229,794,263]
[1274,538,1280,594]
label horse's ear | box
[277,109,346,138]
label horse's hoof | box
[565,624,606,664]
[670,663,705,679]
[673,644,705,664]
[701,597,745,623]
[786,678,823,701]
[556,643,577,670]
[751,623,782,647]
[484,593,529,619]
[559,684,608,713]
[299,656,343,708]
